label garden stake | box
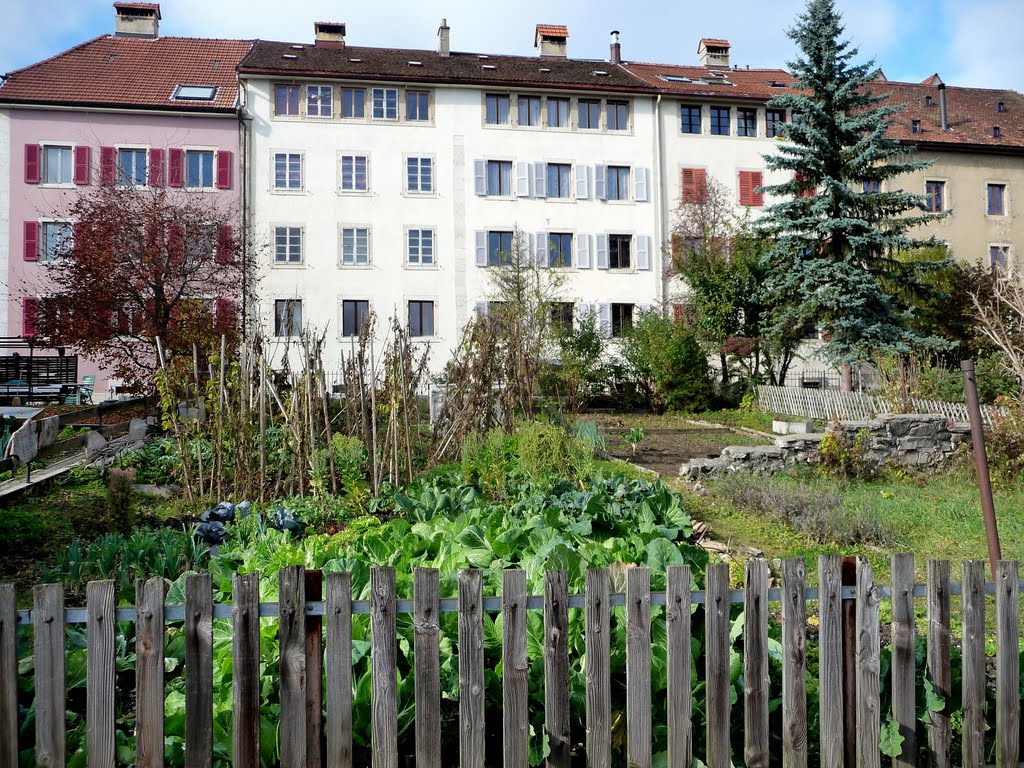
[961,359,1001,578]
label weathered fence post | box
[305,569,324,768]
[459,569,484,768]
[705,562,730,768]
[87,580,116,768]
[818,556,843,766]
[855,558,881,768]
[325,571,353,768]
[136,577,166,768]
[0,585,16,768]
[232,572,260,767]
[927,560,952,768]
[185,573,213,768]
[996,560,1020,768]
[743,560,769,768]
[781,558,806,768]
[961,560,986,768]
[666,565,692,768]
[585,568,610,768]
[626,566,652,768]
[890,554,916,768]
[280,565,307,768]
[544,569,570,768]
[371,566,398,768]
[413,568,441,768]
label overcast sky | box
[3,0,1022,92]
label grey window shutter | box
[575,302,593,328]
[516,161,531,197]
[575,165,590,200]
[533,162,546,198]
[473,159,486,196]
[595,234,609,269]
[524,232,534,261]
[474,230,487,267]
[635,167,649,202]
[577,233,591,269]
[598,303,612,336]
[594,164,607,200]
[637,234,651,271]
[536,232,548,267]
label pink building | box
[0,3,251,396]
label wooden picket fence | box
[755,385,1003,427]
[2,556,1023,768]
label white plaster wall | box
[246,78,663,374]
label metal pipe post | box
[961,359,1001,578]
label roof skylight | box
[659,74,691,83]
[172,84,218,100]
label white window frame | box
[405,226,436,267]
[115,144,149,188]
[405,155,435,195]
[545,161,573,200]
[338,152,370,193]
[989,243,1012,272]
[371,87,399,120]
[339,297,372,339]
[924,177,949,213]
[340,87,367,119]
[272,150,304,193]
[339,225,372,267]
[404,89,432,122]
[545,96,571,129]
[39,218,74,263]
[306,84,334,118]
[273,83,301,118]
[483,92,512,126]
[485,158,514,197]
[40,143,74,187]
[183,145,217,190]
[272,224,304,267]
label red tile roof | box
[699,38,731,48]
[0,35,253,112]
[624,61,796,100]
[113,2,161,13]
[875,80,1024,150]
[535,25,569,38]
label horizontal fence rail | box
[756,384,1003,426]
[2,557,1023,768]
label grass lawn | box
[669,466,1024,587]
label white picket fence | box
[756,385,1002,427]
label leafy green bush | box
[0,509,46,552]
[818,425,877,480]
[620,311,714,413]
[460,427,519,497]
[986,397,1024,482]
[516,419,593,480]
[543,311,610,412]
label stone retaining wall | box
[681,414,970,480]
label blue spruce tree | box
[758,0,948,386]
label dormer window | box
[911,120,921,133]
[924,95,933,106]
[997,101,1006,113]
[173,85,218,101]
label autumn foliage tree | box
[35,186,244,389]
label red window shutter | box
[216,224,233,263]
[22,298,38,336]
[796,173,815,198]
[149,148,165,187]
[23,221,39,261]
[99,146,116,185]
[24,144,41,184]
[681,168,708,204]
[73,146,90,185]
[168,148,184,187]
[751,171,764,207]
[673,303,684,323]
[215,150,232,189]
[215,297,233,332]
[739,171,752,206]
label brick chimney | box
[314,21,346,47]
[610,30,621,65]
[113,2,160,39]
[438,18,450,57]
[535,24,568,58]
[698,38,731,68]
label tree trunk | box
[719,351,730,393]
[840,363,853,392]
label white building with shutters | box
[240,24,665,374]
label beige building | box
[877,75,1024,268]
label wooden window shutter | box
[215,297,233,331]
[739,171,752,206]
[22,297,39,336]
[99,147,116,185]
[24,221,39,261]
[751,171,764,206]
[673,303,684,323]
[216,225,233,264]
[149,148,165,187]
[168,148,184,187]
[681,168,707,204]
[795,173,815,198]
[73,146,90,185]
[215,150,232,189]
[24,144,41,184]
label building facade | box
[0,3,251,395]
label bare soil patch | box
[602,424,769,476]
